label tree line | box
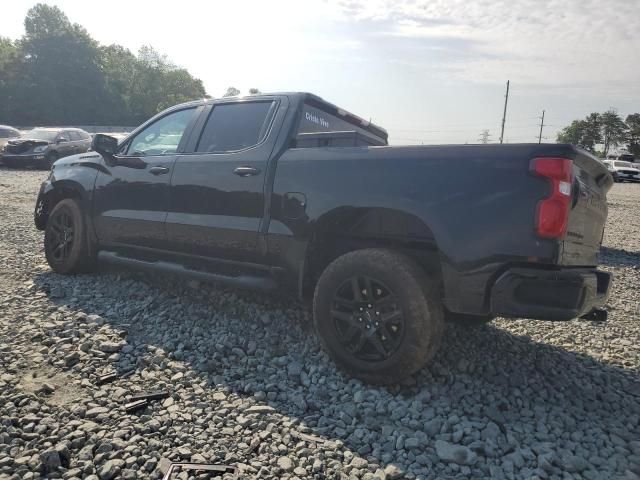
[557,110,640,158]
[0,4,207,127]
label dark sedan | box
[2,127,92,169]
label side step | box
[97,251,278,291]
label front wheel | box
[44,198,95,274]
[313,249,444,384]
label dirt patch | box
[18,365,87,407]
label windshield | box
[0,128,19,139]
[23,129,58,142]
[614,161,633,168]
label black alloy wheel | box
[331,275,405,362]
[47,209,75,262]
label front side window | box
[68,131,82,141]
[126,108,196,156]
[196,101,275,153]
[57,132,70,142]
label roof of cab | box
[183,91,388,141]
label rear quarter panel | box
[269,144,561,313]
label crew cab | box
[34,92,613,384]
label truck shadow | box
[600,246,640,268]
[33,268,639,478]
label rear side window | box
[0,128,19,139]
[68,131,82,141]
[196,101,275,153]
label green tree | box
[581,113,603,153]
[223,86,241,97]
[625,114,640,157]
[0,4,207,127]
[601,110,628,156]
[248,88,261,95]
[557,120,586,145]
[0,37,22,121]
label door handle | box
[149,166,170,175]
[233,166,261,177]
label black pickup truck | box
[34,92,613,384]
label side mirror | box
[92,134,118,158]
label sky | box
[2,0,640,146]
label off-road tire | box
[313,248,444,384]
[44,198,96,274]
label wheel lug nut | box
[367,304,372,308]
[375,311,380,315]
[359,307,363,312]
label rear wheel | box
[313,249,444,384]
[44,198,95,274]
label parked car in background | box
[0,125,21,165]
[603,160,640,182]
[2,127,92,169]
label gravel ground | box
[0,168,638,480]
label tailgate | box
[561,151,612,265]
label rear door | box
[92,106,201,250]
[166,97,286,263]
[55,131,73,158]
[67,131,83,154]
[561,152,612,265]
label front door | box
[92,106,200,250]
[166,98,285,263]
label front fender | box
[33,163,99,230]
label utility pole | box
[478,129,491,144]
[499,80,510,144]
[538,109,545,144]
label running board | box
[97,251,278,291]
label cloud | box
[327,0,640,93]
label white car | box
[603,160,640,183]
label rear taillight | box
[531,157,573,239]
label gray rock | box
[40,448,61,473]
[277,456,295,471]
[98,459,123,480]
[384,463,405,479]
[435,440,477,465]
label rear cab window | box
[296,96,388,147]
[195,101,277,153]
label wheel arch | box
[35,180,89,231]
[299,206,444,301]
